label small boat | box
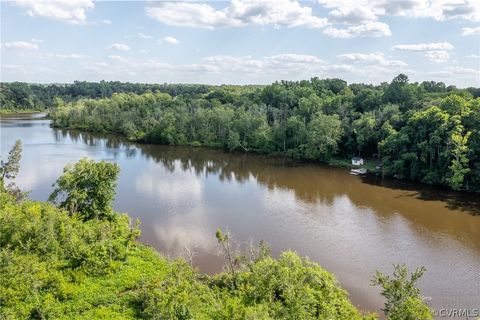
[350,168,367,175]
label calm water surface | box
[1,113,479,315]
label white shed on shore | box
[352,157,364,166]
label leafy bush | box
[372,264,433,320]
[0,188,374,319]
[49,158,120,220]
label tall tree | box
[305,113,342,161]
[0,139,22,183]
[372,265,433,320]
[49,158,120,220]
[0,139,24,199]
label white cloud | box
[102,19,112,25]
[424,50,450,63]
[12,0,94,24]
[428,66,480,83]
[3,51,474,86]
[317,0,480,39]
[46,53,87,59]
[104,52,409,85]
[392,42,454,51]
[146,2,233,29]
[163,36,180,44]
[267,53,324,64]
[1,64,67,82]
[438,1,480,21]
[392,42,454,63]
[108,55,129,63]
[318,0,480,22]
[467,54,479,58]
[1,41,39,50]
[93,62,108,68]
[109,52,407,84]
[462,26,480,35]
[80,53,329,83]
[322,64,355,73]
[146,0,328,29]
[146,0,479,39]
[227,0,328,28]
[109,43,131,51]
[139,32,152,39]
[323,21,391,38]
[338,52,407,66]
[201,53,325,73]
[328,7,377,24]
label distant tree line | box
[2,75,479,191]
[0,80,218,110]
[1,78,479,111]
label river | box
[1,113,479,316]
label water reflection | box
[58,129,480,213]
[1,115,479,314]
[362,175,480,215]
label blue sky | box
[1,0,479,86]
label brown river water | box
[1,113,479,317]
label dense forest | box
[1,76,479,191]
[0,141,433,319]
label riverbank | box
[0,109,45,115]
[52,121,381,177]
[52,86,480,192]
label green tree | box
[285,115,307,151]
[383,74,417,111]
[43,79,479,191]
[49,158,120,220]
[297,94,322,123]
[0,139,22,184]
[352,113,377,156]
[0,139,24,199]
[305,113,342,160]
[372,264,433,320]
[216,228,242,287]
[447,125,471,190]
[353,88,382,112]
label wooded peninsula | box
[2,75,479,192]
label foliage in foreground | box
[0,189,372,319]
[0,155,433,319]
[372,265,433,320]
[0,139,24,199]
[49,158,120,220]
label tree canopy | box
[2,75,479,191]
[38,75,480,191]
[49,158,120,220]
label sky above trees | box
[1,0,479,86]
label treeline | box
[1,78,479,111]
[48,75,480,191]
[0,81,220,110]
[0,143,433,319]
